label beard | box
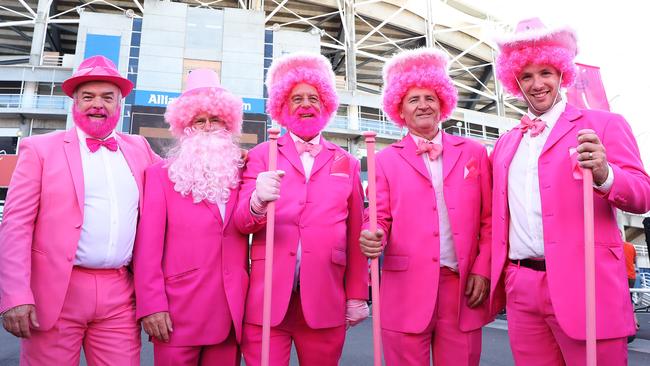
[166,129,243,204]
[280,105,328,140]
[72,103,121,139]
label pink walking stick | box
[261,128,281,366]
[363,131,382,366]
[582,167,596,366]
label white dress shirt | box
[411,133,458,270]
[290,132,321,288]
[75,128,140,268]
[507,100,614,259]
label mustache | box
[292,106,319,117]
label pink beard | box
[72,103,121,139]
[166,129,243,204]
[280,105,328,140]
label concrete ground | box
[1,313,649,365]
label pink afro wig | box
[382,48,458,126]
[164,87,243,138]
[495,18,578,97]
[265,52,339,123]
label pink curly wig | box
[495,18,578,97]
[265,52,339,123]
[164,87,243,138]
[382,48,458,126]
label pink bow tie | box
[415,140,443,160]
[518,115,546,137]
[295,140,322,157]
[86,137,118,153]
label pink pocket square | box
[331,153,350,177]
[569,147,583,180]
[464,157,479,179]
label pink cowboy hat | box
[495,17,578,97]
[265,52,339,123]
[382,48,458,126]
[164,68,243,137]
[62,55,133,98]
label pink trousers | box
[21,266,140,366]
[382,267,482,366]
[505,263,627,366]
[153,329,239,366]
[241,292,345,366]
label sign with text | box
[134,90,265,114]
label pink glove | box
[345,299,369,328]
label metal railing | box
[358,118,404,136]
[329,116,349,130]
[444,125,499,141]
[0,94,69,110]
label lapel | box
[441,132,463,180]
[222,188,238,228]
[62,128,84,215]
[115,133,145,209]
[310,137,335,177]
[540,104,581,156]
[498,130,525,184]
[277,134,306,177]
[202,200,224,226]
[396,134,431,181]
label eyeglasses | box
[192,117,226,131]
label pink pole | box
[261,128,281,366]
[363,131,382,366]
[582,168,596,366]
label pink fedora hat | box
[495,17,578,96]
[62,55,133,98]
[164,68,243,137]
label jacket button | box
[67,255,73,262]
[289,251,296,256]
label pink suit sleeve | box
[133,166,170,319]
[595,114,650,214]
[469,147,493,279]
[345,159,369,300]
[0,138,40,313]
[234,146,268,234]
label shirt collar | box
[289,131,321,145]
[410,129,442,146]
[526,98,567,130]
[76,126,117,152]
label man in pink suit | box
[359,48,492,365]
[234,52,369,366]
[489,18,650,365]
[132,69,248,366]
[0,55,159,365]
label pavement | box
[1,313,649,365]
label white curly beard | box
[166,129,243,204]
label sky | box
[465,0,650,164]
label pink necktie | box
[415,139,443,160]
[295,141,322,157]
[86,137,118,153]
[518,115,546,137]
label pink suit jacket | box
[489,104,650,340]
[0,128,158,330]
[133,162,249,345]
[234,133,368,329]
[369,132,492,333]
